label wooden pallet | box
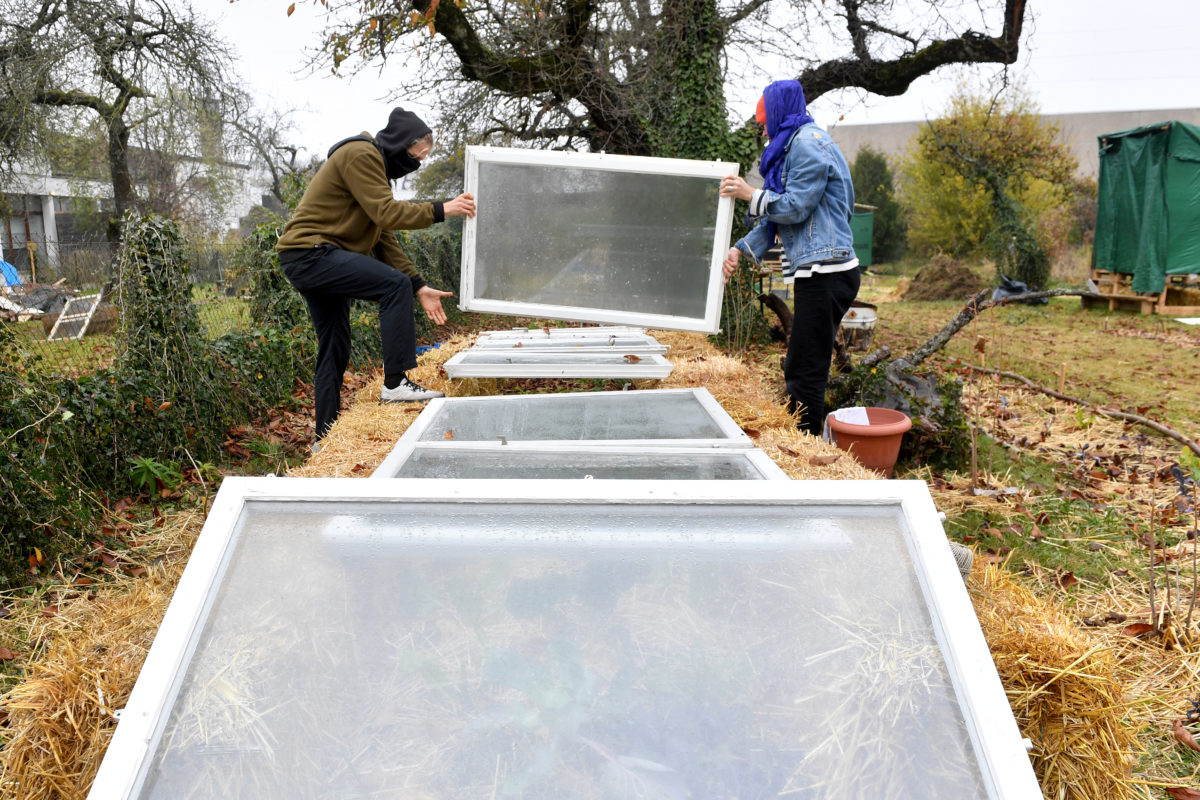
[1083,269,1200,315]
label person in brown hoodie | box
[277,107,475,442]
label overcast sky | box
[213,1,1200,157]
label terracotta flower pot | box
[827,407,912,477]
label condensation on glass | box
[375,446,786,480]
[406,389,748,444]
[460,148,737,333]
[130,500,989,800]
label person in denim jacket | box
[720,80,860,436]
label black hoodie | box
[326,107,433,180]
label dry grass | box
[293,329,876,481]
[0,510,204,800]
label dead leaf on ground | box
[808,454,842,466]
[741,427,761,439]
[1165,788,1200,800]
[1123,622,1154,637]
[1057,571,1078,589]
[1029,524,1044,541]
[1174,719,1200,754]
[623,354,642,363]
[777,445,800,458]
[0,646,17,661]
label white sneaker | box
[381,377,444,403]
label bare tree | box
[0,0,235,244]
[225,93,309,208]
[313,0,1029,159]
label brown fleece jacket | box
[276,134,444,289]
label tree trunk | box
[105,111,134,247]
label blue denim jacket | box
[736,123,856,272]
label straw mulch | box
[0,510,204,800]
[969,561,1135,800]
[293,328,877,480]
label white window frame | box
[473,332,669,355]
[369,443,789,480]
[384,388,753,455]
[88,478,1041,800]
[460,147,737,334]
[442,350,675,379]
[477,325,650,340]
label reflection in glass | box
[474,163,719,318]
[138,502,987,800]
[416,392,730,442]
[390,448,769,479]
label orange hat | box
[755,95,766,127]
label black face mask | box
[392,150,423,179]
[375,107,433,180]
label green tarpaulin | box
[850,210,874,267]
[1095,120,1200,293]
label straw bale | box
[292,328,875,480]
[0,512,203,800]
[969,561,1135,800]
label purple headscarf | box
[758,80,815,195]
[752,80,815,244]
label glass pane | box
[390,448,768,479]
[417,392,729,441]
[474,336,664,351]
[449,352,668,365]
[473,162,718,319]
[138,501,986,800]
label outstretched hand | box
[416,285,453,325]
[444,192,476,218]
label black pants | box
[282,245,417,439]
[785,268,861,436]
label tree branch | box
[801,0,1026,102]
[962,362,1200,458]
[720,0,771,29]
[893,287,1107,371]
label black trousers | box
[282,245,417,439]
[785,267,861,436]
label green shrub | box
[0,214,310,587]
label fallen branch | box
[961,362,1200,457]
[979,287,1109,309]
[898,288,1109,371]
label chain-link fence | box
[1,238,251,376]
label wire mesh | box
[2,238,251,376]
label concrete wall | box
[828,108,1200,178]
